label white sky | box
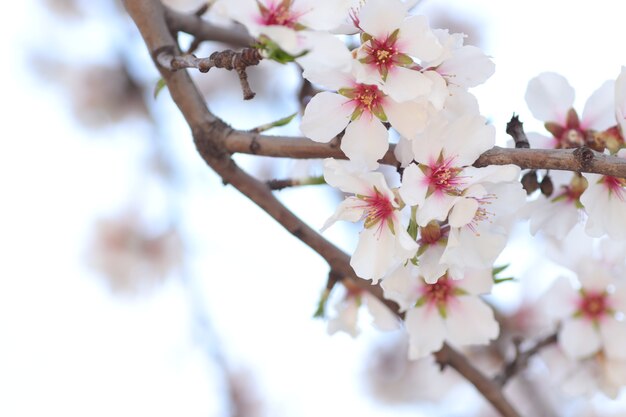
[2,1,626,416]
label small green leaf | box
[253,112,298,133]
[492,264,510,276]
[313,288,330,319]
[494,276,516,284]
[153,78,167,99]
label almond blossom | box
[321,159,418,282]
[301,63,429,169]
[542,262,626,361]
[398,114,497,226]
[524,72,615,150]
[382,265,498,359]
[350,0,442,102]
[217,0,353,55]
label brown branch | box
[124,1,523,415]
[164,5,253,48]
[435,345,522,417]
[155,47,262,100]
[225,132,626,178]
[493,333,558,387]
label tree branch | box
[164,5,253,48]
[123,1,525,415]
[225,132,626,178]
[493,333,558,387]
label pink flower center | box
[422,155,464,196]
[601,175,626,200]
[362,33,400,76]
[577,291,610,322]
[353,84,385,114]
[421,276,455,310]
[361,188,395,231]
[256,0,302,28]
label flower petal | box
[581,80,615,131]
[357,0,406,39]
[340,117,389,170]
[383,67,432,102]
[559,319,601,359]
[405,306,446,359]
[301,92,352,142]
[446,296,499,346]
[525,72,575,124]
[600,317,626,360]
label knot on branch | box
[506,115,530,149]
[573,146,594,170]
[192,119,232,162]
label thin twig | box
[156,48,262,100]
[493,333,558,387]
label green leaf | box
[253,112,298,133]
[153,78,167,99]
[313,288,330,319]
[492,264,510,276]
[493,276,516,284]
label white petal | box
[441,115,495,166]
[351,225,396,282]
[340,117,389,170]
[381,264,420,310]
[416,193,458,226]
[364,293,402,331]
[357,0,406,39]
[398,15,442,62]
[301,92,352,142]
[405,306,446,359]
[462,165,520,185]
[385,99,429,139]
[541,277,579,321]
[399,163,428,207]
[321,197,364,231]
[382,67,432,102]
[525,72,575,123]
[298,0,353,31]
[446,297,499,346]
[600,317,626,360]
[438,46,495,88]
[559,319,601,359]
[416,244,448,284]
[456,268,493,295]
[448,197,478,228]
[581,80,615,131]
[322,158,371,194]
[297,32,353,75]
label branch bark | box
[123,2,535,416]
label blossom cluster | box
[215,0,626,379]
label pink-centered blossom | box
[321,159,418,282]
[399,114,496,226]
[542,262,626,361]
[525,72,615,149]
[382,265,498,359]
[301,63,429,169]
[350,0,442,102]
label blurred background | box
[2,1,626,416]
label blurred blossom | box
[32,56,148,128]
[363,334,460,404]
[87,212,183,295]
